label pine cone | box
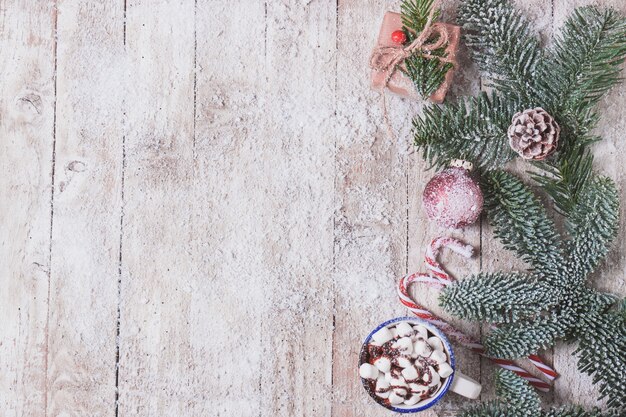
[507,108,560,160]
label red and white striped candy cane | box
[397,236,557,391]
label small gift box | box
[370,12,460,103]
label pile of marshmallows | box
[359,321,454,407]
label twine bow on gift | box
[369,0,455,149]
[369,0,454,89]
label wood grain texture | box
[193,2,268,415]
[406,0,482,413]
[47,1,125,415]
[333,2,409,416]
[0,0,625,416]
[260,2,336,416]
[0,1,56,416]
[117,0,196,415]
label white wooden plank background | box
[0,0,624,416]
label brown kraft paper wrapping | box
[371,12,460,103]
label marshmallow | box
[390,375,408,388]
[428,336,444,352]
[414,340,433,357]
[395,321,414,337]
[388,391,405,405]
[393,387,408,397]
[395,356,413,368]
[428,366,441,387]
[384,372,393,383]
[390,327,399,339]
[373,356,391,373]
[376,390,390,399]
[375,377,391,399]
[393,337,413,354]
[404,394,421,406]
[409,383,429,395]
[371,327,394,345]
[430,349,447,364]
[359,363,379,380]
[376,376,390,390]
[437,362,454,378]
[401,366,419,382]
[413,325,429,339]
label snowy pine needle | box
[406,0,626,411]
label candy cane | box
[425,237,557,380]
[397,237,557,391]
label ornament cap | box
[449,159,474,171]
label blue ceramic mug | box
[359,317,481,413]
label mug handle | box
[449,372,482,399]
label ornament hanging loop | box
[450,159,474,171]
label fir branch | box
[565,176,620,282]
[401,0,453,99]
[457,0,544,105]
[439,272,548,324]
[485,311,571,359]
[458,370,540,417]
[546,6,626,135]
[413,92,518,170]
[574,307,626,412]
[494,369,541,412]
[458,370,608,417]
[404,54,454,98]
[482,171,563,281]
[543,409,605,417]
[531,147,594,215]
[401,0,440,33]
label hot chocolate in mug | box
[359,317,482,412]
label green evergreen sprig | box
[413,91,518,169]
[439,272,549,324]
[400,0,454,98]
[546,7,626,136]
[401,0,440,32]
[411,0,626,210]
[439,171,625,410]
[458,0,544,106]
[405,0,626,411]
[459,370,606,417]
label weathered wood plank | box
[118,1,196,414]
[46,1,125,415]
[406,0,484,412]
[0,2,56,416]
[333,2,410,416]
[257,1,337,416]
[195,1,337,415]
[252,0,337,416]
[192,1,267,415]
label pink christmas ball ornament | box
[422,167,483,229]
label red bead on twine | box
[391,29,408,45]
